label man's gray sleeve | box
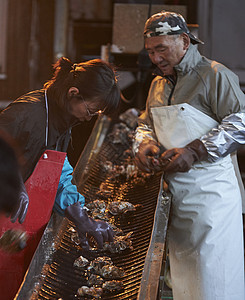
[201,112,245,162]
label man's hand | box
[135,141,162,173]
[65,202,114,250]
[159,139,208,173]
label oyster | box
[108,201,136,215]
[87,256,113,275]
[88,257,125,279]
[102,161,126,178]
[119,108,140,130]
[102,280,124,292]
[104,231,133,253]
[77,286,103,298]
[91,210,110,221]
[73,255,89,269]
[70,231,80,245]
[86,200,106,214]
[0,229,28,253]
[86,200,109,221]
[68,226,81,245]
[99,265,125,279]
[107,123,131,145]
[125,163,138,179]
[103,160,113,172]
[102,157,139,180]
[87,274,104,287]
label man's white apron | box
[151,103,245,300]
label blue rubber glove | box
[53,156,85,215]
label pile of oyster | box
[103,108,153,185]
[68,195,137,253]
[83,199,140,253]
[74,255,125,298]
[100,152,152,185]
[86,199,141,218]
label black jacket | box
[0,89,77,181]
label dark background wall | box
[0,0,244,168]
[0,0,55,102]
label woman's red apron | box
[0,90,66,300]
[0,90,68,299]
[0,150,66,300]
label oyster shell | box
[86,200,110,221]
[102,280,124,292]
[103,231,133,253]
[68,226,81,245]
[99,265,125,279]
[77,286,103,298]
[88,257,125,279]
[86,200,106,214]
[108,201,136,215]
[73,255,89,269]
[0,229,28,253]
[87,274,104,287]
[107,123,131,145]
[87,256,113,274]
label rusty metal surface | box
[16,115,171,300]
[137,185,171,300]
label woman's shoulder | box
[2,89,46,121]
[14,89,45,104]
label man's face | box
[145,34,189,77]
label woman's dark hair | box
[44,57,121,115]
[0,130,21,214]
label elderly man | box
[134,11,245,300]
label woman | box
[0,57,121,248]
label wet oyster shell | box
[108,201,136,215]
[77,286,103,298]
[99,265,125,279]
[87,256,113,274]
[102,280,124,292]
[87,274,104,287]
[103,231,133,253]
[73,255,89,269]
